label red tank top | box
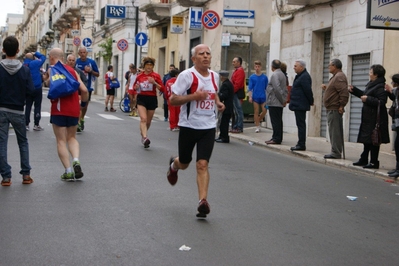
[50,64,80,118]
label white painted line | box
[97,114,123,120]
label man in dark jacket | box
[23,50,46,131]
[216,70,234,143]
[289,59,314,151]
[0,36,35,186]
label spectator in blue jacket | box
[0,36,35,186]
[23,50,46,131]
[289,59,314,151]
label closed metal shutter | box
[320,31,331,137]
[349,53,370,142]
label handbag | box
[47,61,80,100]
[286,85,292,103]
[109,77,120,89]
[371,101,381,146]
[236,88,245,99]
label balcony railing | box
[175,0,208,7]
[286,0,333,5]
[52,0,82,30]
[140,0,172,21]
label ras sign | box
[106,5,126,19]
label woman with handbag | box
[349,64,389,169]
[385,74,399,178]
[104,65,118,112]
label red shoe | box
[167,156,178,185]
[1,178,11,186]
[196,199,210,218]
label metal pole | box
[134,6,139,67]
[340,113,346,159]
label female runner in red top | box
[134,57,165,148]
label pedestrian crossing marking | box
[97,114,123,120]
[41,112,51,117]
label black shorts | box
[137,95,158,110]
[178,127,216,164]
[107,88,116,96]
[78,90,92,101]
[50,115,79,127]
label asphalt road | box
[1,96,398,266]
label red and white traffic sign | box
[202,10,220,30]
[117,39,129,52]
[73,37,81,46]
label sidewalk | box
[228,124,396,180]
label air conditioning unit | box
[65,38,73,54]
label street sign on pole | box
[135,32,148,46]
[222,32,230,47]
[189,7,203,30]
[82,38,92,47]
[222,9,255,28]
[171,16,184,34]
[201,10,220,30]
[117,39,129,52]
[73,37,81,46]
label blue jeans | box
[232,94,244,130]
[0,111,31,179]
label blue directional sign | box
[189,7,203,30]
[135,32,148,47]
[223,9,255,19]
[106,5,126,19]
[82,38,92,47]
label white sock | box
[73,158,79,162]
[66,167,72,173]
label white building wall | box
[270,0,390,143]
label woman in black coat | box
[349,64,389,169]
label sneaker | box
[129,111,134,116]
[77,124,82,133]
[133,111,138,117]
[142,137,151,148]
[1,178,11,186]
[33,125,44,131]
[110,108,117,112]
[26,125,29,131]
[22,175,33,184]
[60,172,75,181]
[196,199,210,218]
[167,156,178,185]
[171,127,180,132]
[73,161,84,179]
[105,107,109,112]
[255,127,260,133]
[80,120,85,131]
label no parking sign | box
[117,39,129,52]
[201,10,220,30]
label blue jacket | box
[23,52,46,89]
[289,69,314,111]
[0,59,34,112]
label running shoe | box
[171,127,180,132]
[73,161,84,179]
[77,124,82,133]
[61,172,75,182]
[196,199,210,218]
[26,125,29,131]
[129,111,134,116]
[80,120,85,131]
[167,156,178,185]
[110,108,117,112]
[142,137,151,148]
[33,125,44,131]
[255,127,260,133]
[105,107,109,112]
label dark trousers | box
[268,106,283,143]
[25,88,42,126]
[395,132,399,169]
[294,110,307,147]
[219,113,231,141]
[360,143,380,164]
[163,97,168,119]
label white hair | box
[191,44,211,57]
[296,59,306,68]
